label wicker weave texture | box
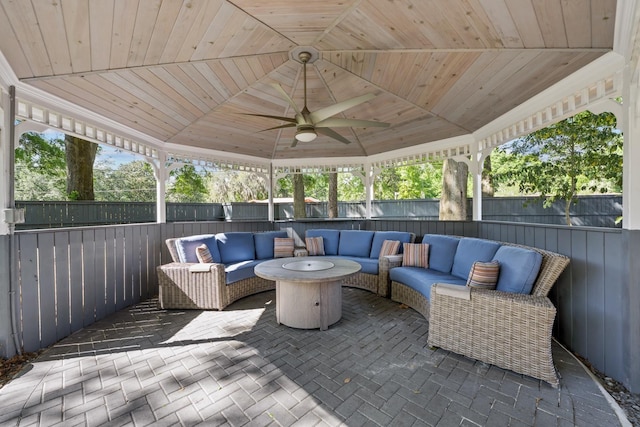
[390,281,431,320]
[342,272,378,294]
[157,263,225,310]
[428,285,559,386]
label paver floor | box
[0,288,628,426]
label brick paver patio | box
[0,288,628,426]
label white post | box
[0,88,10,236]
[268,164,274,222]
[622,65,640,230]
[152,152,167,224]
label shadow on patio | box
[0,288,627,426]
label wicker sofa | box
[157,229,415,310]
[389,235,569,386]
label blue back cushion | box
[421,234,461,273]
[493,246,543,294]
[451,238,501,279]
[369,231,413,258]
[306,229,340,255]
[175,234,220,263]
[338,230,375,257]
[254,231,288,260]
[216,232,255,264]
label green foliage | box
[168,165,209,203]
[14,132,67,200]
[374,163,442,200]
[491,111,622,205]
[207,170,268,202]
[94,160,156,202]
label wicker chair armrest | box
[380,254,403,269]
[428,284,558,386]
[157,262,227,309]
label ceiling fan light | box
[295,128,317,142]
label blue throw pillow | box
[175,234,220,263]
[451,238,501,279]
[493,246,543,294]
[306,229,340,255]
[216,232,255,264]
[421,234,461,273]
[369,231,413,258]
[338,230,375,257]
[254,231,288,259]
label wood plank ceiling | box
[0,0,616,160]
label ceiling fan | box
[248,51,390,147]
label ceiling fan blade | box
[315,118,390,128]
[310,93,376,124]
[272,83,301,115]
[316,127,353,145]
[243,113,297,123]
[291,138,298,148]
[261,123,296,131]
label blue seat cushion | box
[421,234,460,273]
[254,231,288,260]
[369,231,413,258]
[339,230,375,257]
[451,238,501,279]
[306,229,340,255]
[338,256,378,275]
[225,260,262,285]
[493,246,543,294]
[216,232,255,264]
[175,234,220,263]
[390,267,466,301]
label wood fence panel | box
[115,227,126,310]
[105,227,117,315]
[18,234,40,352]
[603,231,625,379]
[94,228,107,321]
[82,229,96,326]
[54,231,71,339]
[586,231,605,370]
[37,233,57,348]
[69,230,84,333]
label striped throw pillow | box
[402,243,429,268]
[305,236,325,256]
[274,237,294,258]
[379,240,401,259]
[466,261,500,289]
[195,244,214,263]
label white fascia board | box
[367,134,475,164]
[271,156,367,168]
[163,142,271,167]
[473,51,625,143]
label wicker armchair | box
[157,238,275,310]
[424,243,569,387]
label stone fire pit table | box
[254,257,361,330]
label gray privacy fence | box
[16,195,622,229]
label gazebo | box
[0,0,638,395]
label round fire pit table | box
[254,257,361,330]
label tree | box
[94,160,156,202]
[15,132,67,200]
[65,135,98,200]
[167,165,209,203]
[491,111,622,225]
[293,172,306,218]
[328,172,338,218]
[207,170,268,202]
[482,155,494,197]
[439,158,468,220]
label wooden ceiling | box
[0,0,616,160]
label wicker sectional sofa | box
[157,229,415,311]
[389,234,569,386]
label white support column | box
[0,88,10,236]
[364,162,374,219]
[152,152,168,224]
[268,164,274,222]
[622,64,640,230]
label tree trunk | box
[439,158,468,220]
[293,173,306,218]
[481,155,494,197]
[328,172,338,218]
[65,135,98,200]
